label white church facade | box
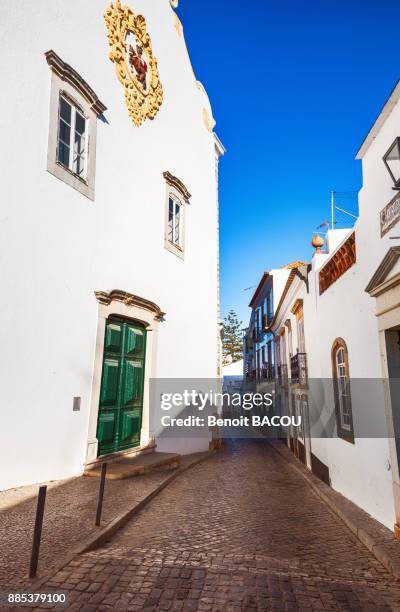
[0,0,224,490]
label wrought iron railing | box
[290,353,308,386]
[261,364,275,381]
[252,329,262,343]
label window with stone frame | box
[281,331,287,365]
[163,172,191,259]
[332,338,355,443]
[297,315,305,353]
[57,94,87,180]
[167,193,183,248]
[45,50,106,201]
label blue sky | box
[177,0,400,327]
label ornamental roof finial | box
[312,233,324,254]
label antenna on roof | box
[331,190,359,225]
[335,206,358,220]
[317,220,330,232]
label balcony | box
[252,328,262,343]
[277,363,288,387]
[290,353,308,386]
[260,363,275,381]
[262,312,274,331]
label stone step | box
[84,452,182,480]
[84,441,156,470]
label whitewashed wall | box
[308,94,400,530]
[271,230,396,527]
[0,0,220,489]
[307,248,394,529]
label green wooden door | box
[96,318,147,456]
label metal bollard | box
[29,485,47,579]
[95,463,107,526]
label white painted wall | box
[223,360,244,377]
[271,230,396,528]
[305,240,394,528]
[310,239,394,528]
[306,91,400,529]
[0,0,221,489]
[271,269,292,308]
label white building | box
[257,81,400,534]
[265,229,396,530]
[360,80,400,536]
[0,0,224,490]
[222,359,243,395]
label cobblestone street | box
[27,440,400,611]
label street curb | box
[268,439,400,580]
[27,450,216,591]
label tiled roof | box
[282,261,308,270]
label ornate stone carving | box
[365,246,400,295]
[319,232,356,295]
[45,50,107,116]
[104,1,163,127]
[163,171,191,202]
[291,299,303,318]
[95,290,166,321]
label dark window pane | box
[59,120,70,146]
[57,141,70,167]
[75,112,85,135]
[59,97,71,123]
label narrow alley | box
[27,440,400,611]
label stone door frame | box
[85,290,165,465]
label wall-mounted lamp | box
[383,137,400,190]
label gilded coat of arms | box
[104,1,163,126]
